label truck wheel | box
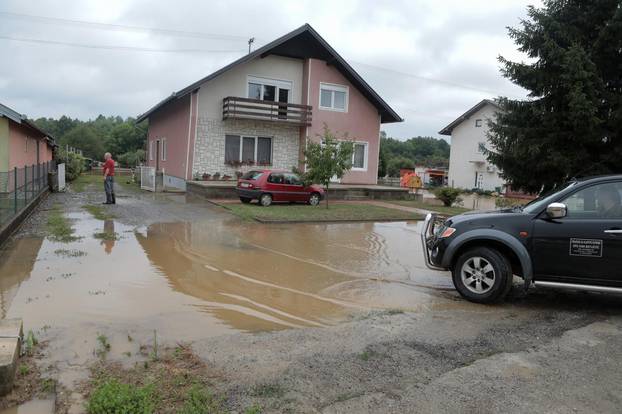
[452,247,513,304]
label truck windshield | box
[522,182,578,214]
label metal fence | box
[0,160,55,228]
[139,166,156,192]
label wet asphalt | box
[2,180,622,413]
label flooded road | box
[0,194,453,386]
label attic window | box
[319,83,348,112]
[475,119,483,127]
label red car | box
[236,170,324,206]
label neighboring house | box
[137,24,402,185]
[440,99,505,192]
[0,102,55,172]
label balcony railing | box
[223,96,312,126]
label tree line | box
[379,131,450,177]
[33,115,147,167]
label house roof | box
[438,99,500,136]
[0,102,56,147]
[137,23,403,124]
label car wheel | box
[240,197,251,204]
[259,193,272,207]
[309,192,321,206]
[452,247,513,304]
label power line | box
[0,10,251,42]
[351,60,524,99]
[0,34,246,54]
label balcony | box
[223,97,312,126]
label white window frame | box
[161,138,167,161]
[319,82,349,112]
[351,141,368,171]
[247,75,293,103]
[149,140,154,161]
[225,135,273,165]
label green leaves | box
[297,126,354,207]
[489,0,622,193]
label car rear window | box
[242,171,263,180]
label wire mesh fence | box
[0,160,55,228]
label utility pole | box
[248,37,255,54]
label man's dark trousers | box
[104,176,116,204]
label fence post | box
[14,167,17,214]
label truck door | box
[532,180,622,285]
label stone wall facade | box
[192,117,301,178]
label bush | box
[56,149,85,181]
[117,149,146,168]
[433,187,462,207]
[87,379,155,414]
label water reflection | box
[101,220,115,254]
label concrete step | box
[343,195,370,201]
[0,396,55,414]
[0,319,22,397]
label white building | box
[440,99,505,192]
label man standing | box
[103,152,116,205]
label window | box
[149,140,154,161]
[477,142,486,153]
[284,173,302,185]
[247,76,291,103]
[224,135,272,165]
[242,137,255,163]
[242,171,263,180]
[352,143,367,170]
[475,119,483,127]
[225,135,241,163]
[319,83,348,112]
[257,137,272,165]
[562,182,622,219]
[268,173,284,184]
[161,138,167,161]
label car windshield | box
[522,182,578,214]
[241,171,263,180]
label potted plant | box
[222,174,232,181]
[235,171,243,179]
[202,173,211,181]
[212,172,221,180]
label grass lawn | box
[386,200,471,216]
[70,173,140,193]
[224,202,423,223]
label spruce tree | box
[488,0,622,193]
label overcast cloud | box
[0,0,540,141]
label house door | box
[475,172,484,189]
[155,139,160,171]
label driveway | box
[1,180,622,413]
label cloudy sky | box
[0,0,539,140]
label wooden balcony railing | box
[223,96,312,126]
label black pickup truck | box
[421,175,622,303]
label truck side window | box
[562,182,622,219]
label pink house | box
[0,102,55,172]
[137,24,402,185]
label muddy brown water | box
[0,209,455,386]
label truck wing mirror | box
[546,202,567,219]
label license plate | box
[240,182,250,188]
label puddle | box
[0,210,453,386]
